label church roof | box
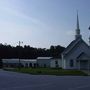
[62,39,79,55]
[62,13,90,56]
[62,38,89,56]
[76,52,90,60]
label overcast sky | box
[0,0,90,48]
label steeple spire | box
[77,11,79,30]
[75,11,82,40]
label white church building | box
[61,13,90,70]
[2,13,90,70]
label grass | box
[3,67,88,76]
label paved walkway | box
[82,70,90,75]
[0,69,90,90]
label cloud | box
[1,6,45,26]
[66,30,74,36]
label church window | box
[55,61,58,68]
[55,61,58,64]
[70,60,74,67]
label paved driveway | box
[0,69,90,90]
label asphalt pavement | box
[0,69,90,90]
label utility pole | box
[18,41,23,70]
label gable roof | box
[76,52,90,60]
[62,38,89,56]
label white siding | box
[50,59,62,68]
[2,59,37,68]
[62,40,90,69]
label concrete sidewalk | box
[82,70,90,75]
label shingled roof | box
[62,38,89,56]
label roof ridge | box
[62,38,82,55]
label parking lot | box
[0,69,90,90]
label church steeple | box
[75,12,82,40]
[77,12,80,30]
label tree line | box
[0,44,65,59]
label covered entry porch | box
[76,59,90,70]
[76,52,90,70]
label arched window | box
[70,60,74,67]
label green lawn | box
[4,67,87,76]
